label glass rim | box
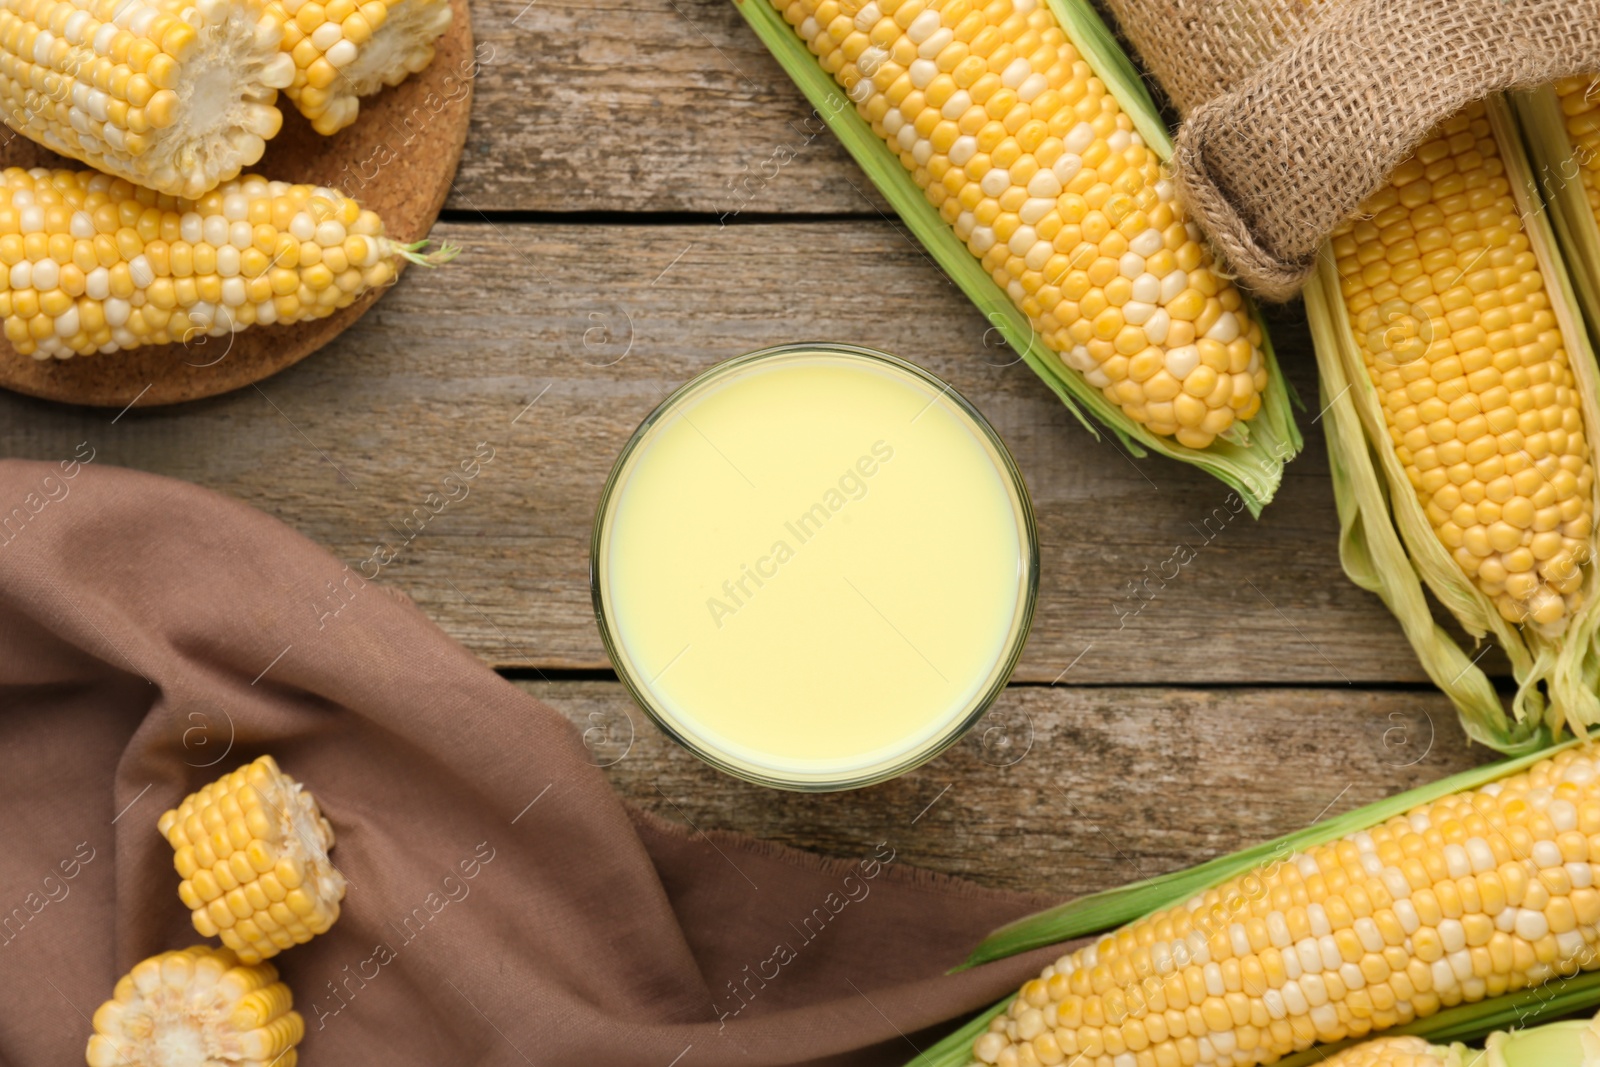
[589,342,1040,791]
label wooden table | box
[0,0,1500,897]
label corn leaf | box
[1514,84,1600,339]
[731,0,1301,514]
[960,739,1573,968]
[903,996,1014,1067]
[1308,259,1548,754]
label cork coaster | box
[0,0,474,408]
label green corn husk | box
[1307,95,1600,752]
[906,740,1600,1067]
[1514,82,1600,339]
[733,0,1302,515]
[911,998,1015,1067]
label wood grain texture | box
[449,0,890,214]
[529,680,1496,894]
[0,0,474,407]
[0,220,1500,685]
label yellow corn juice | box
[592,344,1036,790]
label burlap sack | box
[1099,0,1600,300]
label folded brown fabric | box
[0,457,1060,1066]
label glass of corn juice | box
[591,343,1038,791]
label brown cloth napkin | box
[0,457,1061,1066]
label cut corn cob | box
[771,0,1267,450]
[969,743,1600,1067]
[1327,101,1596,636]
[271,0,453,135]
[0,167,454,360]
[158,755,345,965]
[0,0,296,198]
[86,945,304,1067]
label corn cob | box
[1554,77,1600,222]
[158,755,346,965]
[970,743,1600,1067]
[1512,79,1600,376]
[86,945,304,1067]
[1313,1007,1600,1067]
[1314,1037,1452,1067]
[271,0,453,135]
[0,167,454,360]
[772,0,1268,449]
[0,0,296,198]
[1328,101,1595,636]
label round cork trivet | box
[0,0,474,408]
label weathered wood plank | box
[531,680,1495,894]
[0,220,1472,684]
[448,0,888,213]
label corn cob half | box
[271,0,453,134]
[736,0,1299,512]
[0,166,454,360]
[1308,96,1600,749]
[158,755,346,965]
[0,0,296,198]
[86,945,304,1067]
[967,744,1600,1067]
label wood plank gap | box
[494,667,1474,696]
[1000,679,1484,694]
[498,667,619,682]
[435,209,887,227]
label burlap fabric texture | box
[1098,0,1600,300]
